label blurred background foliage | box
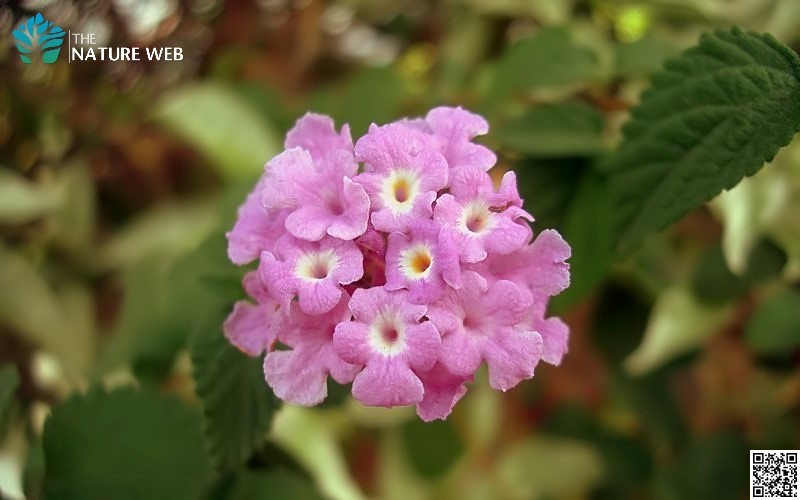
[0,0,799,499]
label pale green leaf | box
[42,387,212,500]
[271,406,366,500]
[488,27,601,102]
[49,162,95,258]
[624,286,734,376]
[606,28,800,251]
[0,169,61,223]
[191,311,279,472]
[96,198,218,270]
[495,436,603,499]
[614,36,680,76]
[0,246,94,378]
[154,83,281,180]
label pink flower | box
[428,271,544,391]
[284,112,353,163]
[260,236,363,315]
[479,228,571,297]
[415,362,471,422]
[355,123,448,233]
[435,169,532,263]
[224,107,571,420]
[385,219,461,304]
[226,173,288,265]
[223,271,278,355]
[333,287,440,407]
[424,106,496,173]
[264,294,360,405]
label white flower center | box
[295,249,338,281]
[381,169,420,214]
[368,309,407,357]
[459,201,495,235]
[399,243,433,280]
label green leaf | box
[495,436,603,498]
[488,28,601,102]
[225,469,325,500]
[655,431,748,500]
[553,169,615,309]
[97,198,218,271]
[0,169,61,223]
[401,418,464,478]
[0,246,94,378]
[191,310,280,472]
[310,67,410,137]
[154,83,282,180]
[495,102,605,157]
[624,286,733,375]
[606,28,800,251]
[744,290,800,355]
[0,365,20,428]
[614,36,680,77]
[96,233,241,377]
[42,387,213,500]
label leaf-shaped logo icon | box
[13,13,65,64]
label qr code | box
[751,450,799,499]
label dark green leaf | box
[552,169,615,310]
[402,418,464,478]
[42,387,213,500]
[606,28,800,251]
[515,157,588,232]
[496,102,605,157]
[744,290,800,355]
[655,431,748,500]
[0,364,19,418]
[192,310,280,472]
[225,469,325,500]
[0,365,20,435]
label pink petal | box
[223,300,275,356]
[416,362,471,422]
[264,350,329,406]
[285,113,353,163]
[484,330,543,391]
[351,360,424,407]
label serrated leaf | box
[744,290,800,355]
[496,102,605,157]
[42,387,212,500]
[606,28,800,251]
[624,286,734,376]
[192,310,279,472]
[154,83,281,180]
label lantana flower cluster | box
[224,107,571,421]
